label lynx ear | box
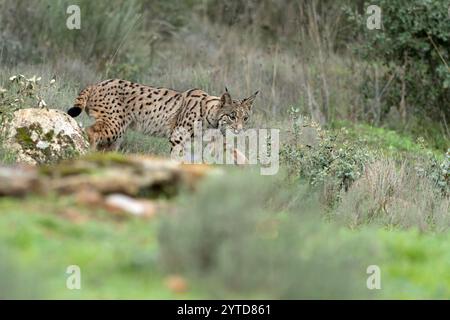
[242,91,259,109]
[220,88,232,106]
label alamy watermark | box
[66,5,81,30]
[366,5,382,30]
[170,121,280,175]
[366,265,381,290]
[66,265,81,290]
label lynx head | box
[217,88,258,134]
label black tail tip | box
[67,106,82,117]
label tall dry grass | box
[0,0,369,128]
[336,159,450,231]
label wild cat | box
[68,79,258,154]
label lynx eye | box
[229,112,236,120]
[244,116,249,122]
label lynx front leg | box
[169,126,196,162]
[232,147,249,165]
[102,135,124,152]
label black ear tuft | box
[244,91,258,103]
[67,106,82,117]
[220,91,232,106]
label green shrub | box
[0,74,56,164]
[413,148,450,196]
[281,112,374,206]
[346,0,450,147]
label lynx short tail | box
[68,85,94,117]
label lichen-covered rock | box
[4,108,89,165]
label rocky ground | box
[0,152,216,216]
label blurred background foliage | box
[0,0,449,149]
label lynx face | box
[217,90,258,134]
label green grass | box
[332,121,446,158]
[1,189,449,299]
[120,130,170,157]
[378,229,450,299]
[0,196,203,299]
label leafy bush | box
[281,112,374,206]
[281,111,448,222]
[158,171,376,299]
[346,0,450,144]
[0,74,57,164]
[1,74,53,109]
[413,148,450,196]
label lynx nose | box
[234,124,243,134]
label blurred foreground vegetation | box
[0,169,449,299]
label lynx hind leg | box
[87,120,123,152]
